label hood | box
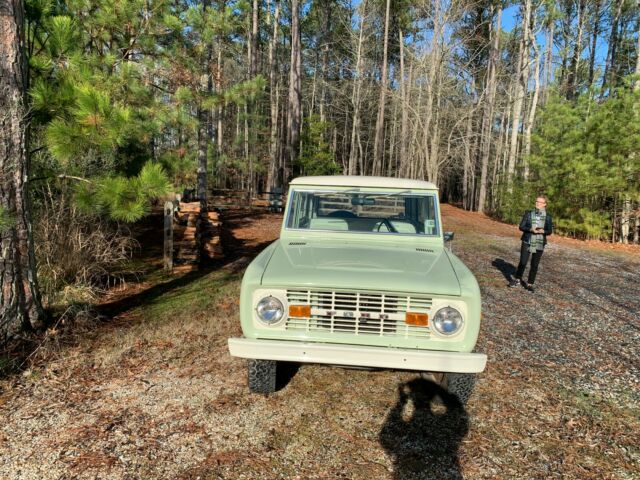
[261,240,461,296]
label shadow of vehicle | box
[379,377,469,480]
[492,258,516,282]
[275,361,300,391]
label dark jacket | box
[519,210,553,246]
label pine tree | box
[1,0,46,337]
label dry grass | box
[33,185,140,307]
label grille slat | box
[286,289,432,339]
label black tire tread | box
[444,372,476,405]
[247,359,277,394]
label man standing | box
[509,196,553,292]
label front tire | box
[248,359,277,394]
[442,373,476,405]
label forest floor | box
[0,205,638,480]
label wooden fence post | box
[164,201,174,271]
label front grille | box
[286,289,432,338]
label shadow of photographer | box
[492,257,516,282]
[379,377,469,480]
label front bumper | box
[228,338,487,373]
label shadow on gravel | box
[380,378,469,480]
[276,361,300,391]
[492,258,517,282]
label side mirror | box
[444,232,454,252]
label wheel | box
[442,373,476,405]
[248,359,277,394]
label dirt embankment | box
[0,205,638,479]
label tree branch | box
[27,174,93,184]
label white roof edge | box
[289,175,438,190]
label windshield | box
[286,190,439,236]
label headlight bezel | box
[253,290,288,327]
[432,306,464,337]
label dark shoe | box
[523,282,535,292]
[508,278,519,288]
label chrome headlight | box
[256,296,284,325]
[433,307,464,336]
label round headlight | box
[433,307,463,336]
[256,296,284,324]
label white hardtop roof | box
[289,175,437,190]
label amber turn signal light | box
[405,312,428,326]
[289,305,311,318]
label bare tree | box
[601,0,624,96]
[523,16,541,179]
[477,4,502,213]
[587,0,603,88]
[372,0,391,176]
[566,0,586,99]
[507,0,532,190]
[348,0,368,175]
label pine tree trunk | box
[566,0,586,99]
[523,24,541,179]
[216,47,224,174]
[428,67,442,186]
[507,0,531,190]
[601,0,623,96]
[197,0,213,209]
[491,109,509,210]
[543,20,554,104]
[250,0,259,78]
[286,0,301,181]
[348,0,367,175]
[267,2,281,190]
[197,106,209,207]
[246,0,259,195]
[388,95,398,176]
[0,0,46,337]
[621,196,630,244]
[398,29,409,178]
[422,0,443,183]
[372,0,390,176]
[462,106,474,210]
[631,34,640,244]
[477,5,501,213]
[557,1,574,93]
[587,0,602,88]
[636,31,640,85]
[318,0,330,130]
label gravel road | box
[1,206,638,479]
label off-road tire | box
[442,373,476,405]
[248,359,277,394]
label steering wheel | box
[376,218,397,233]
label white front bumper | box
[228,338,487,373]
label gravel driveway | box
[1,206,638,479]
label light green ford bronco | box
[228,176,487,403]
